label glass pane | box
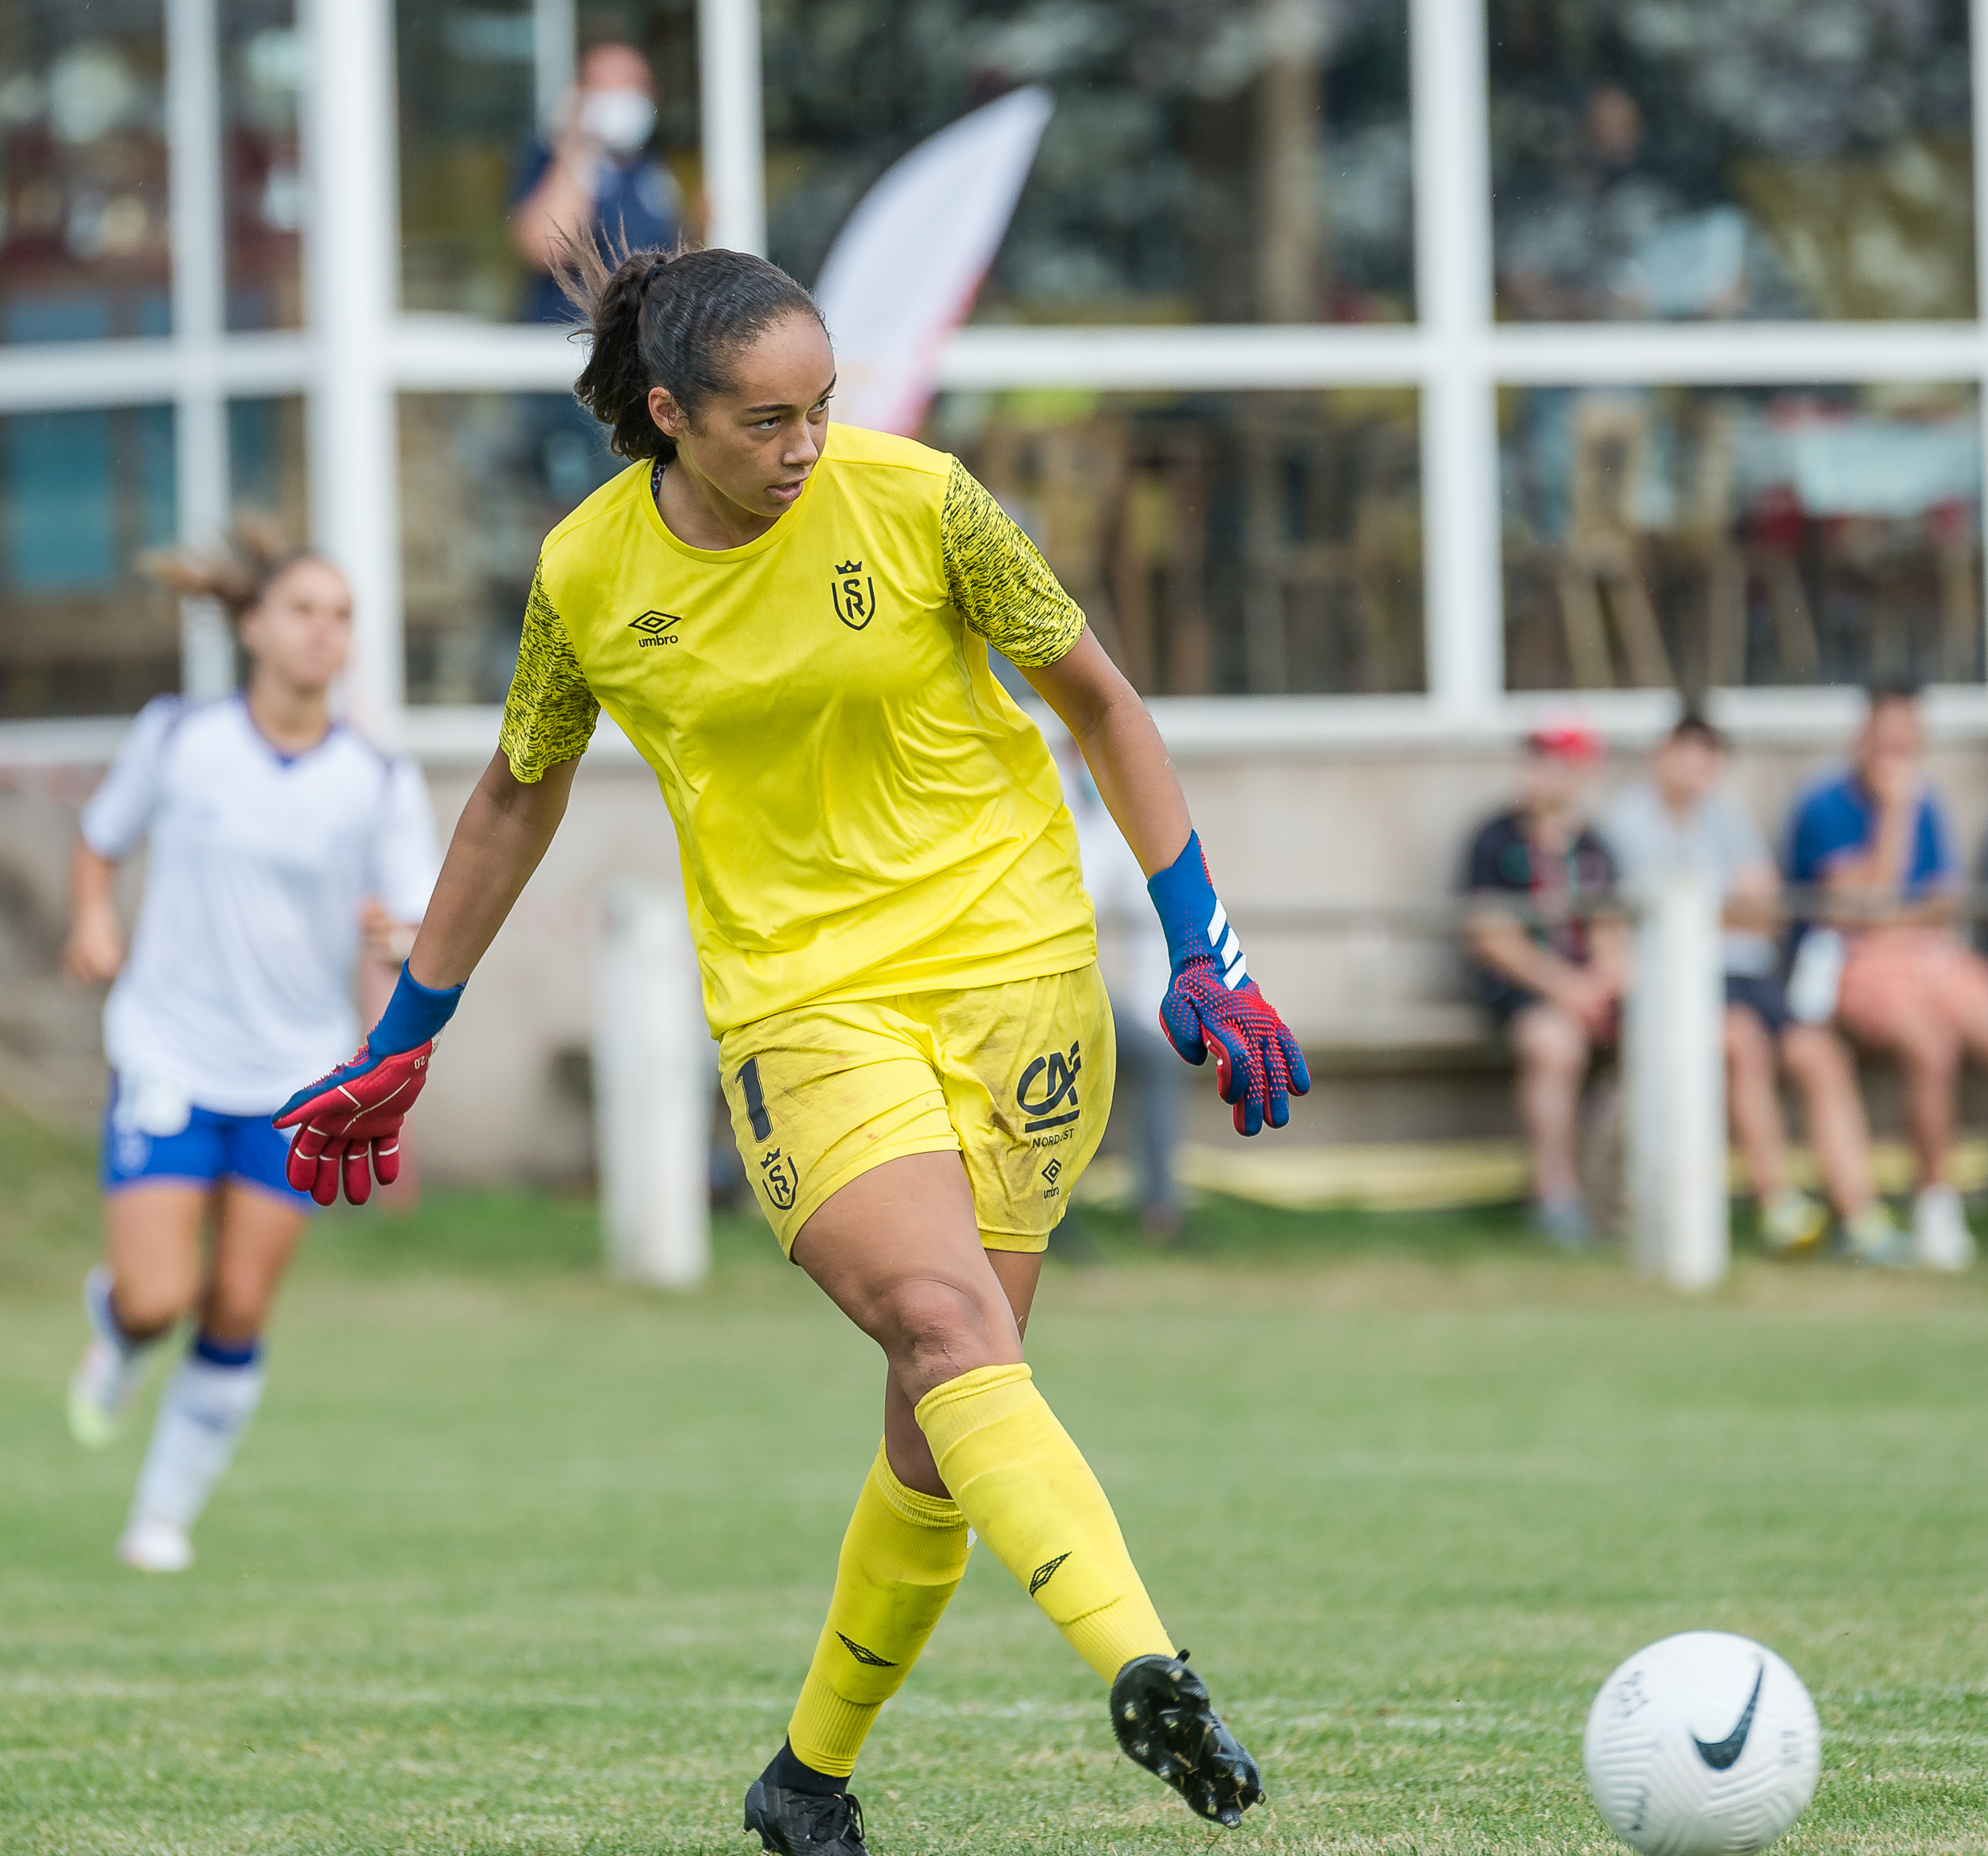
[1501,383,1982,690]
[764,1,1414,325]
[927,388,1424,693]
[221,0,301,330]
[0,1,171,343]
[397,1,699,320]
[402,390,620,703]
[227,394,306,533]
[0,402,178,717]
[1489,0,1976,323]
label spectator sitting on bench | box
[1788,683,1982,1272]
[1604,710,1901,1264]
[1461,716,1626,1248]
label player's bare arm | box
[405,751,580,989]
[1022,629,1191,876]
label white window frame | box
[6,0,1988,774]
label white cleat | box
[67,1266,153,1449]
[118,1510,193,1573]
[1912,1185,1977,1273]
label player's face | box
[240,557,353,693]
[654,312,835,522]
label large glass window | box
[1489,0,1976,323]
[0,0,170,343]
[1501,382,1982,691]
[0,402,177,717]
[227,394,306,534]
[222,0,301,331]
[927,389,1424,694]
[763,0,1414,324]
[397,0,699,320]
[401,390,620,704]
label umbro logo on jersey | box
[628,609,684,648]
[1018,1041,1081,1133]
[831,559,876,631]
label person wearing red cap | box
[1461,717,1626,1246]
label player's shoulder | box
[821,424,953,491]
[540,462,652,570]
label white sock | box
[131,1344,267,1533]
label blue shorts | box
[99,1074,311,1207]
[1724,973,1793,1037]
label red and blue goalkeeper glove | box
[273,964,464,1207]
[1149,832,1310,1136]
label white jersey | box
[80,695,441,1115]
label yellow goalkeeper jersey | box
[499,423,1097,1035]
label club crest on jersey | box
[760,1146,798,1211]
[628,609,684,649]
[1017,1040,1081,1133]
[831,559,876,630]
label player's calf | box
[1110,1652,1263,1828]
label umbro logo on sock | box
[1029,1552,1070,1596]
[837,1632,899,1668]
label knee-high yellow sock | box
[786,1442,970,1777]
[915,1364,1173,1682]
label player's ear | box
[647,384,685,439]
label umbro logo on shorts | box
[838,1632,899,1668]
[628,609,684,648]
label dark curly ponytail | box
[563,237,826,463]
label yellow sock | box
[915,1363,1173,1682]
[786,1442,970,1777]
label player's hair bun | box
[140,513,325,624]
[561,235,826,463]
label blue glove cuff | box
[370,962,464,1057]
[1146,831,1246,985]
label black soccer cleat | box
[743,1778,870,1854]
[1109,1652,1264,1827]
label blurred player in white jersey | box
[61,524,440,1572]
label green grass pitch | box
[5,1106,1988,1853]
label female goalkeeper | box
[277,245,1308,1855]
[65,526,438,1572]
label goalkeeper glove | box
[273,963,463,1207]
[1148,832,1310,1136]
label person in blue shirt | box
[508,41,684,326]
[1786,684,1988,1271]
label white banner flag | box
[814,86,1053,436]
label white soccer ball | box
[1584,1632,1820,1856]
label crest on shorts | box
[760,1146,798,1211]
[830,559,877,630]
[1017,1040,1081,1133]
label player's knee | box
[880,1279,1013,1389]
[114,1277,193,1341]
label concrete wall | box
[7,725,1988,1179]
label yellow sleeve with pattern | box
[499,567,600,783]
[939,455,1085,669]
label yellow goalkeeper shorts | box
[717,963,1116,1257]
